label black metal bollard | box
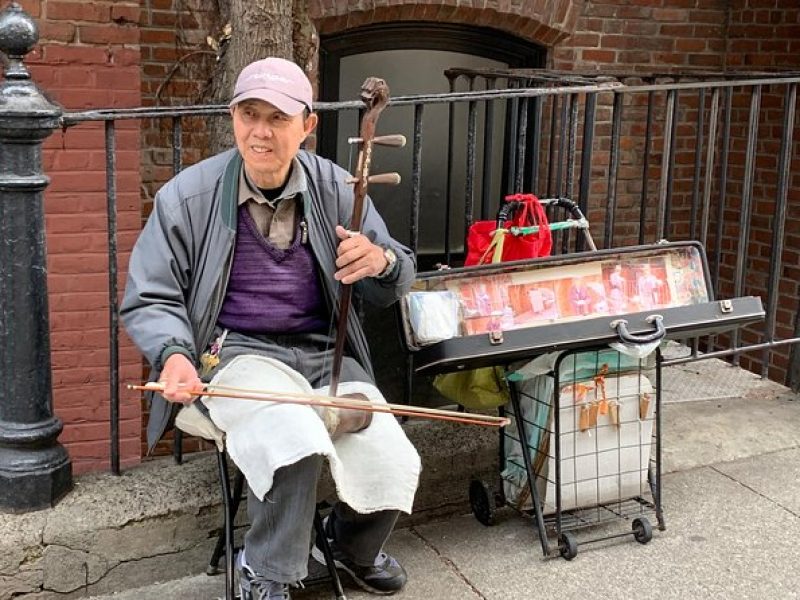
[0,2,72,512]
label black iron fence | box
[2,7,799,488]
[59,72,800,474]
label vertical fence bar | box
[731,85,761,365]
[689,88,705,240]
[410,104,424,256]
[555,93,570,199]
[444,76,456,264]
[713,87,733,300]
[567,93,579,201]
[564,94,583,252]
[172,116,182,174]
[554,93,570,254]
[656,89,677,241]
[464,100,478,250]
[171,116,183,464]
[506,79,519,195]
[105,120,120,476]
[546,95,559,198]
[577,93,596,252]
[638,90,655,245]
[708,86,733,353]
[481,78,496,220]
[763,84,796,377]
[604,92,623,249]
[530,95,542,193]
[663,91,679,239]
[700,88,720,247]
[405,103,424,406]
[514,97,529,192]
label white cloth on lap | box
[202,354,421,514]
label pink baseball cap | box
[229,57,313,115]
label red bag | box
[465,193,552,266]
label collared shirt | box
[237,157,307,249]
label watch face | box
[380,247,397,277]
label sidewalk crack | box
[408,527,487,599]
[710,466,800,519]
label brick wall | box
[139,0,219,211]
[549,0,799,382]
[716,0,800,381]
[14,0,143,474]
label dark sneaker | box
[236,551,291,600]
[311,521,407,595]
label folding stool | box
[175,402,347,600]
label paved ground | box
[87,357,800,600]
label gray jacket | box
[121,149,416,451]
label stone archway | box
[309,0,583,48]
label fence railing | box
[58,72,800,474]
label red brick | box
[149,9,178,27]
[140,28,176,44]
[38,21,77,43]
[112,47,141,66]
[79,23,139,45]
[652,8,687,21]
[17,0,41,17]
[659,23,695,37]
[111,4,140,24]
[47,1,109,22]
[581,49,616,63]
[44,44,111,65]
[675,39,707,52]
[55,66,95,87]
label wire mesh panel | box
[500,347,662,554]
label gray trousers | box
[211,329,401,583]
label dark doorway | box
[318,22,545,406]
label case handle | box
[610,314,665,344]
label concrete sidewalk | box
[84,359,800,600]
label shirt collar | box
[237,157,307,207]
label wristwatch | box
[377,246,398,279]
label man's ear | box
[304,112,319,135]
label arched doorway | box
[319,22,545,260]
[318,22,545,405]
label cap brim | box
[228,89,308,115]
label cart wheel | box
[558,532,578,561]
[632,517,653,544]
[469,479,495,526]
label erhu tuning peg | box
[368,172,401,185]
[347,134,407,148]
[344,173,402,186]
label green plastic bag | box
[433,366,510,410]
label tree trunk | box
[207,0,315,154]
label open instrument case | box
[399,241,764,559]
[401,241,764,374]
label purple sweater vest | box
[217,205,328,334]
